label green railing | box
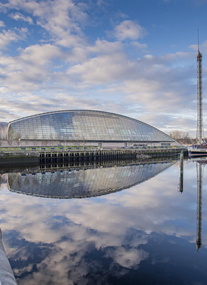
[0,145,98,152]
[0,145,185,153]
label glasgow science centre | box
[7,109,179,147]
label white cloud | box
[88,39,123,54]
[1,0,88,47]
[114,20,146,41]
[189,40,207,53]
[0,20,5,27]
[131,41,148,50]
[19,44,64,65]
[67,53,132,84]
[0,29,24,49]
[9,12,33,24]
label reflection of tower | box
[179,152,184,193]
[196,162,203,251]
[196,31,205,145]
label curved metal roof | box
[9,109,176,142]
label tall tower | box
[196,31,204,145]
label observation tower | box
[188,33,207,157]
[196,32,205,146]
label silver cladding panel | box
[8,162,173,199]
[8,110,175,142]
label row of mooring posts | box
[39,150,136,164]
[39,147,186,164]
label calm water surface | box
[0,159,207,285]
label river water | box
[0,158,207,285]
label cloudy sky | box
[0,0,207,136]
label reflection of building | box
[7,110,178,147]
[8,161,175,199]
[0,229,17,285]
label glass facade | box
[7,110,175,143]
[8,162,174,199]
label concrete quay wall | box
[0,147,187,165]
[39,147,187,164]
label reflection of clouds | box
[105,246,149,269]
[0,161,206,283]
[11,236,148,285]
[0,174,7,191]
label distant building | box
[7,110,178,147]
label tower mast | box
[196,31,204,145]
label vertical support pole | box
[94,149,96,161]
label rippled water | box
[0,159,207,285]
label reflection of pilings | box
[196,163,203,250]
[179,152,184,193]
[0,229,17,285]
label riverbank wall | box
[0,146,187,165]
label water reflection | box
[7,159,176,199]
[0,158,207,284]
[196,161,204,251]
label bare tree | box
[169,130,183,140]
[14,132,21,146]
[24,134,29,147]
[7,137,13,147]
[169,130,192,144]
[33,134,38,147]
[50,133,54,147]
[56,133,61,146]
[0,123,6,147]
[42,135,50,147]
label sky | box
[0,0,207,136]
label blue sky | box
[0,0,207,136]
